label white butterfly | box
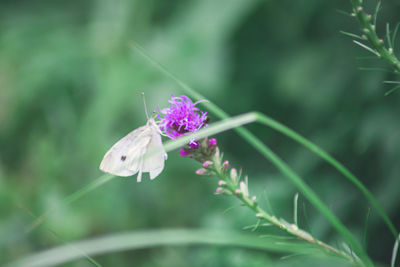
[99,97,167,182]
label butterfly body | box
[99,118,167,181]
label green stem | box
[225,127,373,267]
[212,166,364,266]
[349,0,400,73]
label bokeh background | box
[1,0,400,266]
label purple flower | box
[158,95,208,139]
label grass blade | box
[27,174,115,232]
[7,229,324,267]
[392,234,400,267]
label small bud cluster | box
[179,136,258,206]
[179,137,219,176]
[179,137,217,160]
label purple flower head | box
[158,95,208,139]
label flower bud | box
[179,149,189,157]
[208,138,217,147]
[222,160,230,170]
[239,181,249,197]
[189,140,199,149]
[234,189,241,195]
[218,180,226,186]
[202,161,213,169]
[230,168,238,183]
[216,187,224,194]
[195,168,207,175]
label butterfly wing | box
[141,125,168,180]
[99,126,152,177]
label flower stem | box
[211,162,365,266]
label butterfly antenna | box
[141,92,150,120]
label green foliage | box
[1,0,400,266]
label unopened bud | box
[230,168,238,184]
[239,181,249,197]
[208,138,217,147]
[202,161,213,169]
[234,189,241,195]
[179,149,189,157]
[189,140,199,149]
[218,180,226,186]
[195,168,207,175]
[222,160,230,170]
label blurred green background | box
[1,0,400,266]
